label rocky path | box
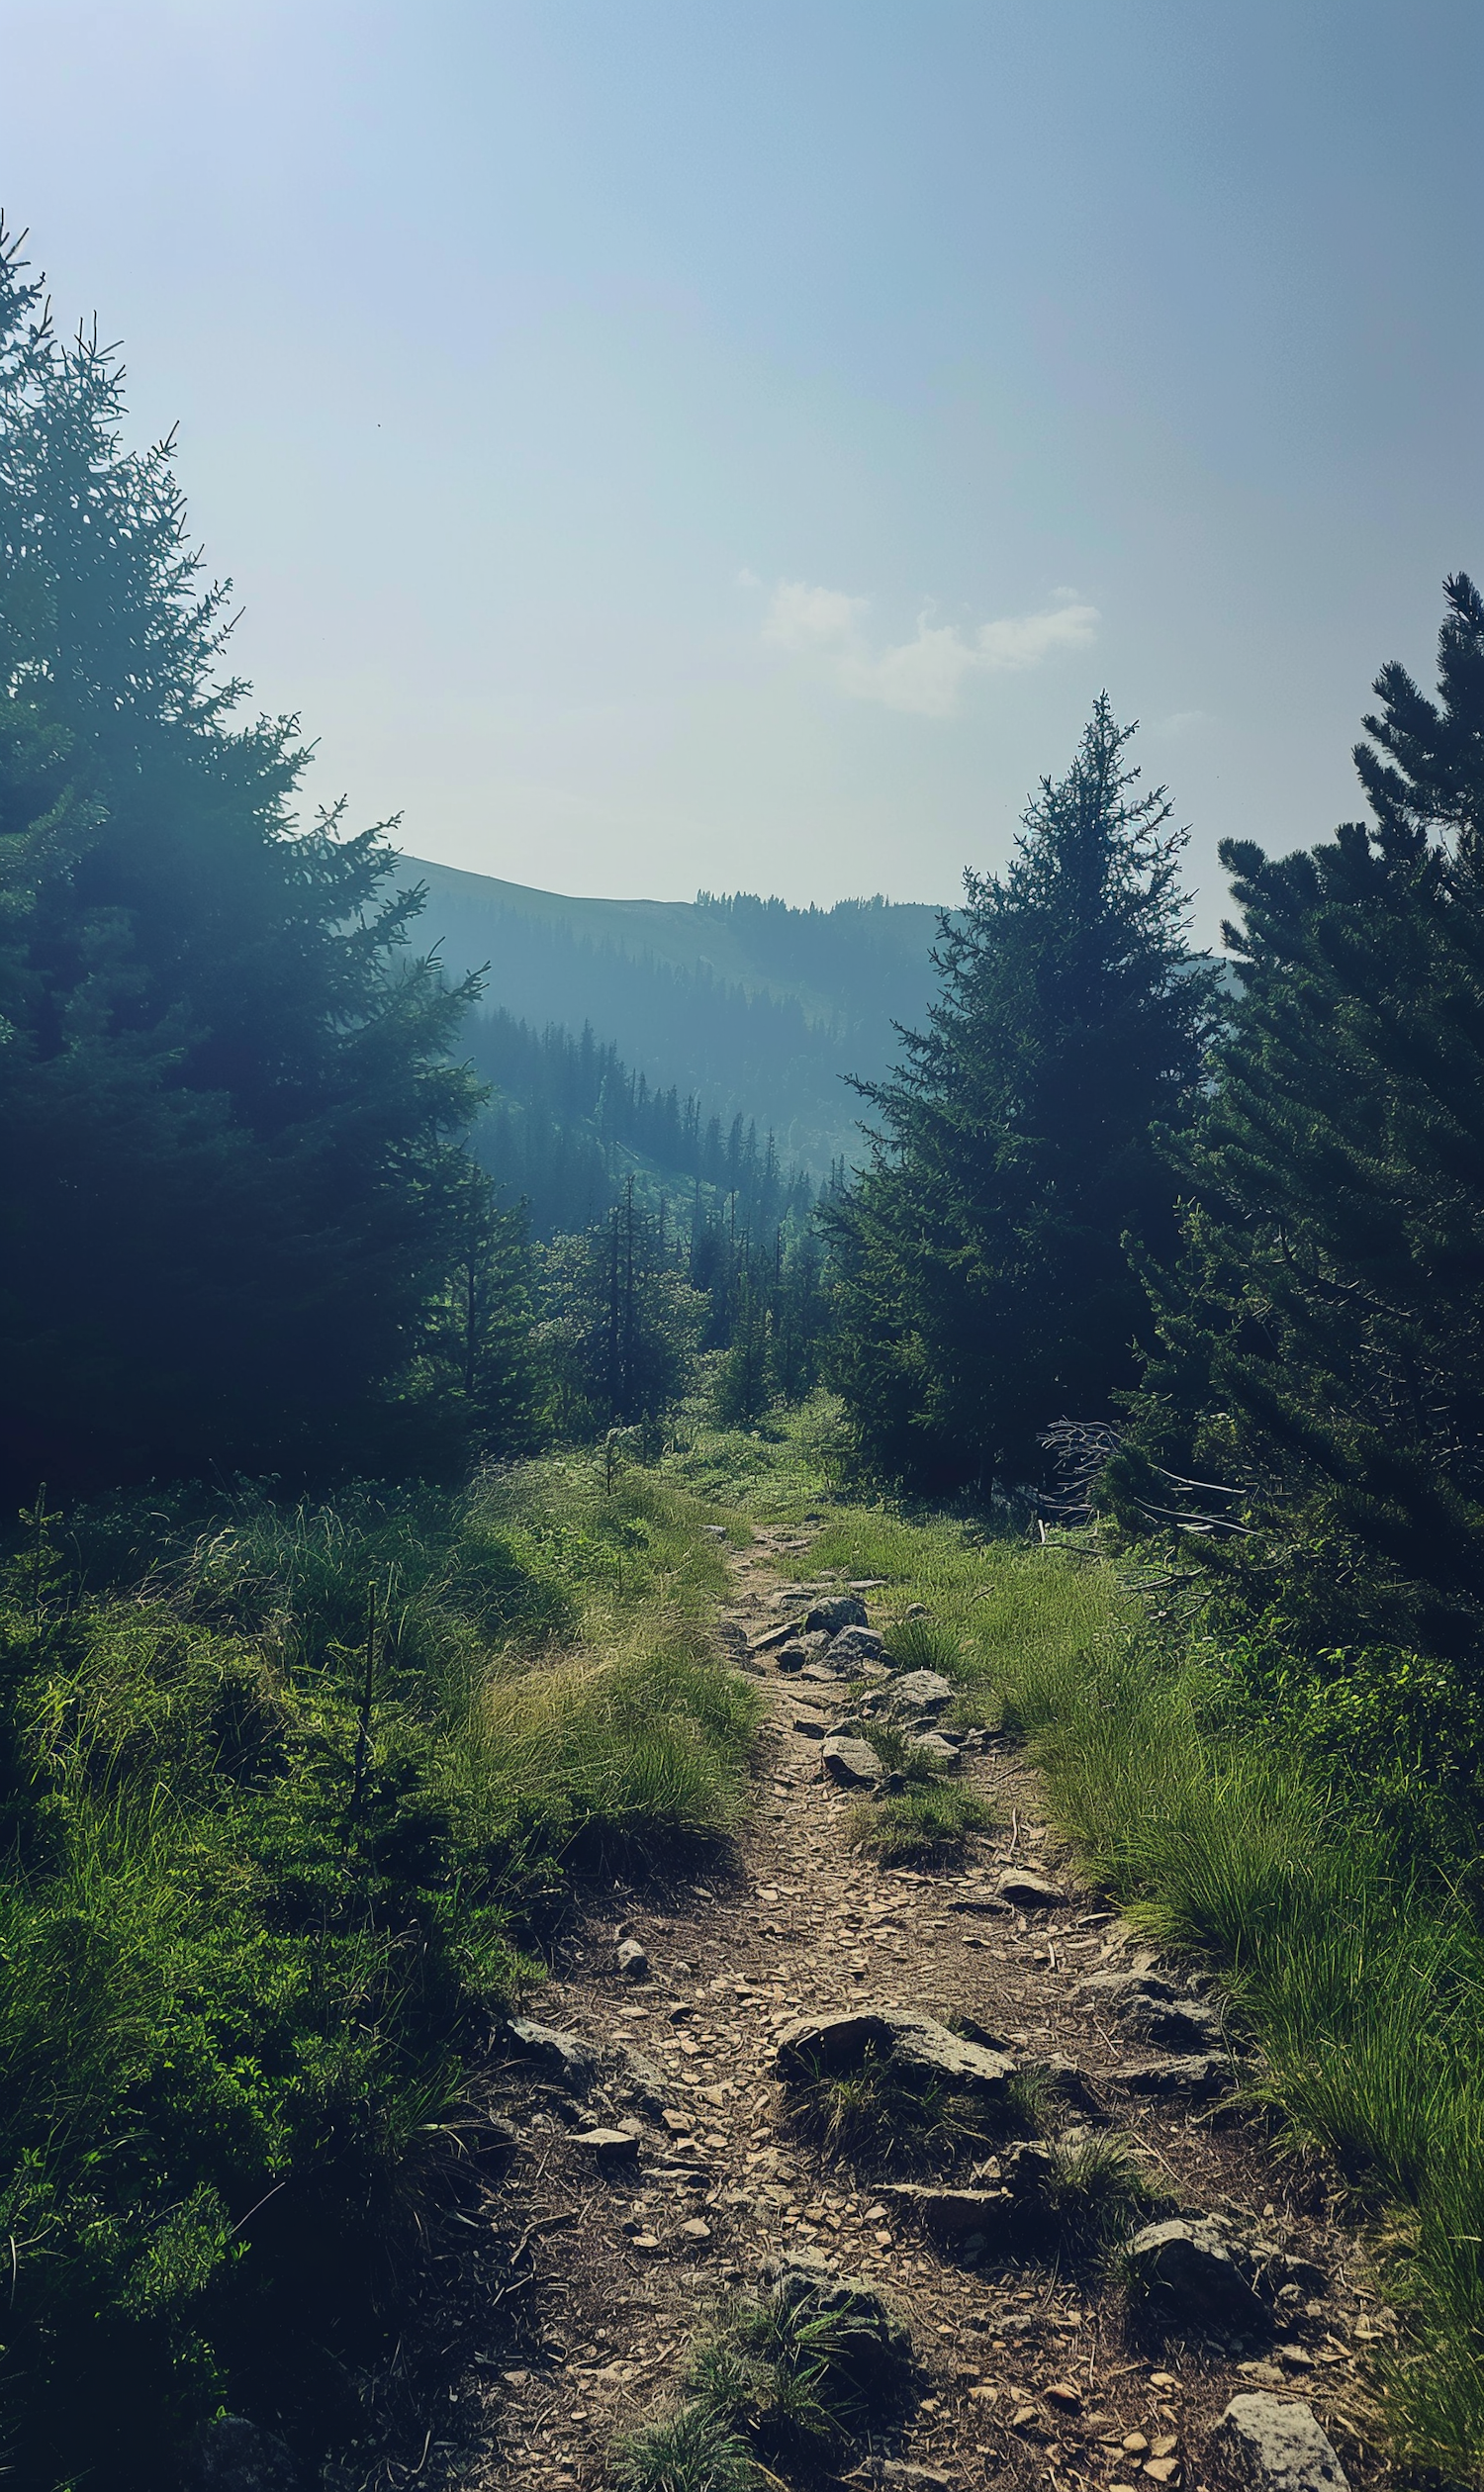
[437,1528,1387,2492]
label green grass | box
[613,2271,913,2487]
[791,1500,1484,2488]
[779,2039,1013,2172]
[611,2399,760,2492]
[846,1782,999,1865]
[1034,2133,1158,2255]
[0,1455,755,2490]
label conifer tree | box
[829,698,1220,1492]
[1112,575,1484,1660]
[0,225,516,1494]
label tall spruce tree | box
[0,225,512,1496]
[828,697,1219,1492]
[1111,575,1484,1662]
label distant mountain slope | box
[401,857,946,1172]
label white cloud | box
[762,581,1098,716]
[734,565,763,589]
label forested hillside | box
[407,855,942,1174]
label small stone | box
[1011,2406,1040,2431]
[616,1937,650,1981]
[631,2232,662,2253]
[1046,2380,1082,2411]
[574,2127,639,2163]
[907,1732,962,1771]
[1111,2054,1229,2099]
[820,1735,882,1788]
[881,2468,951,2489]
[660,2107,693,2133]
[775,1642,807,1672]
[504,2017,600,2092]
[1125,2220,1265,2330]
[996,1869,1067,1908]
[1206,2394,1348,2491]
[680,2217,712,2241]
[1144,2462,1181,2485]
[1124,2435,1152,2454]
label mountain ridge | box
[401,854,947,1174]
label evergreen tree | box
[1111,575,1484,1662]
[828,698,1220,1492]
[0,225,510,1495]
[532,1196,706,1437]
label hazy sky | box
[4,2,1482,932]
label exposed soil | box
[363,1529,1391,2492]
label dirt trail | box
[439,1529,1385,2492]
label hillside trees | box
[828,698,1220,1492]
[1111,574,1484,1666]
[0,226,521,1496]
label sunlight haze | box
[3,1,1481,931]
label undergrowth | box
[0,1455,754,2490]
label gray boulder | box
[805,1594,870,1634]
[1125,2218,1266,2330]
[885,1668,954,1715]
[830,1623,887,1664]
[1079,1965,1181,2005]
[1206,2393,1348,2491]
[773,2007,1016,2105]
[616,1936,649,1981]
[821,1734,882,1788]
[504,2016,601,2092]
[997,1869,1067,1908]
[1119,1992,1224,2051]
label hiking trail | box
[412,1528,1388,2492]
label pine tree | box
[1112,575,1484,1661]
[828,697,1220,1492]
[0,224,513,1495]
